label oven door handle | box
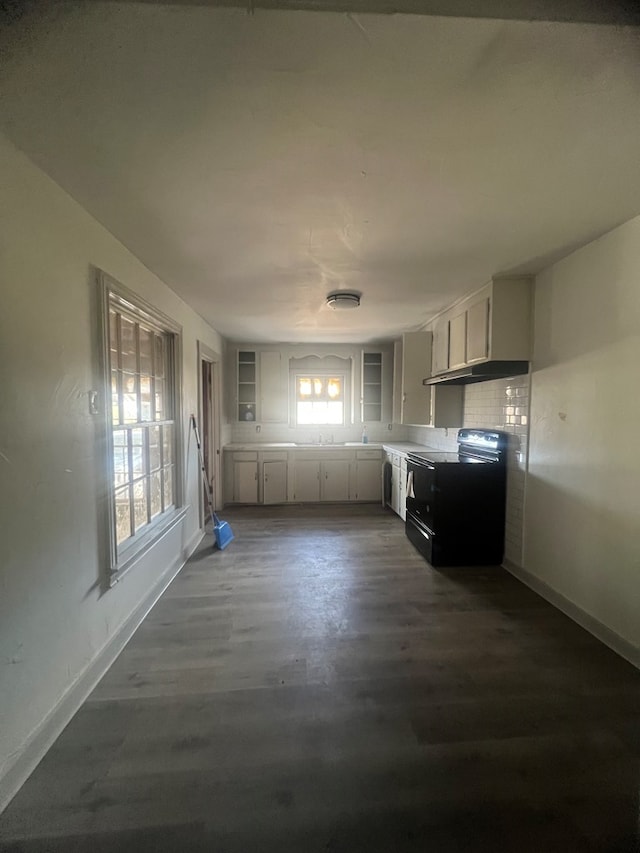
[408,457,436,471]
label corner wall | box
[524,215,640,662]
[0,134,225,809]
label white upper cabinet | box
[394,331,432,426]
[360,346,394,425]
[392,331,463,428]
[237,350,257,422]
[429,276,532,377]
[231,343,392,425]
[429,385,463,428]
[361,351,383,422]
[485,277,532,361]
[448,312,467,370]
[401,331,432,425]
[431,316,450,375]
[465,296,490,363]
[259,350,286,423]
[233,347,287,424]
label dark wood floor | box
[1,505,639,852]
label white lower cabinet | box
[391,466,400,514]
[293,460,322,502]
[354,456,382,502]
[293,457,351,501]
[384,450,401,514]
[384,448,408,520]
[233,456,259,503]
[263,459,287,504]
[399,456,407,521]
[321,459,350,501]
[225,447,383,505]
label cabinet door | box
[392,340,403,424]
[354,459,382,502]
[399,458,407,521]
[322,460,350,501]
[448,313,467,369]
[237,351,257,422]
[263,460,287,504]
[391,464,401,515]
[234,460,258,503]
[294,460,321,502]
[430,385,464,428]
[401,331,432,425]
[431,318,449,375]
[260,350,286,423]
[362,352,383,422]
[466,297,490,363]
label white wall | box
[0,134,225,808]
[524,215,640,662]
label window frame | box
[97,271,185,587]
[293,371,347,427]
[288,354,353,428]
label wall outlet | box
[256,424,261,433]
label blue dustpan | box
[212,512,234,550]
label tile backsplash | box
[230,421,409,445]
[408,375,531,567]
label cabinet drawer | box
[295,450,353,462]
[260,451,289,461]
[230,451,258,461]
[356,449,382,461]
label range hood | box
[423,360,529,386]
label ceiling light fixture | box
[326,291,361,310]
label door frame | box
[197,341,222,527]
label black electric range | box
[405,428,509,567]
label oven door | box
[405,457,437,531]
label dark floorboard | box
[1,505,639,852]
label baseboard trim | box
[0,526,205,815]
[502,558,639,670]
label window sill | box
[108,506,188,588]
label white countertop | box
[381,442,438,454]
[224,442,383,450]
[223,441,438,453]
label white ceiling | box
[2,3,639,343]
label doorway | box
[198,342,222,527]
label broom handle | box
[190,414,217,526]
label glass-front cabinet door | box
[361,351,382,422]
[237,351,256,422]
